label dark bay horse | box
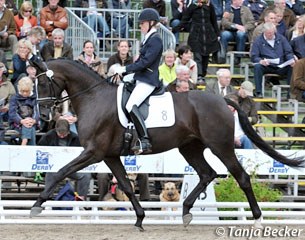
[31,59,304,230]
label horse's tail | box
[224,98,305,167]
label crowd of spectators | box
[2,0,305,201]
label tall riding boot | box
[129,105,152,155]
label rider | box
[113,8,163,155]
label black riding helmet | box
[138,8,160,33]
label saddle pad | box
[117,84,175,128]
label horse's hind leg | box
[30,148,97,216]
[211,146,262,227]
[104,157,145,231]
[178,140,217,227]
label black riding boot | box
[129,105,152,155]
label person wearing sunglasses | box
[14,1,38,40]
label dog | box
[102,173,137,210]
[159,182,180,211]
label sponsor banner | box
[0,147,10,171]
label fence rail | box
[0,201,305,225]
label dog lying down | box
[102,173,137,210]
[159,182,180,210]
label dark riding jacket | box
[125,31,163,87]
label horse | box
[30,59,304,231]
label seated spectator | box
[274,6,287,37]
[175,45,197,84]
[40,0,68,40]
[26,26,47,58]
[12,39,38,86]
[227,80,258,125]
[252,9,277,43]
[38,118,92,200]
[143,0,167,25]
[9,76,39,146]
[97,173,150,201]
[166,65,196,92]
[290,58,305,102]
[175,80,190,92]
[220,0,255,65]
[243,0,267,23]
[290,32,305,59]
[5,0,18,15]
[14,1,38,40]
[0,62,15,127]
[43,0,67,7]
[107,40,133,72]
[205,68,237,96]
[107,0,131,38]
[159,49,177,86]
[287,14,305,41]
[285,0,305,16]
[170,0,192,46]
[41,28,73,61]
[251,22,295,97]
[226,94,254,149]
[259,0,296,29]
[77,40,106,78]
[74,0,111,37]
[15,65,38,91]
[0,0,18,54]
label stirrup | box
[131,139,152,155]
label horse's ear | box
[29,59,47,72]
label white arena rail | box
[0,201,305,225]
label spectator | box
[252,9,277,43]
[259,0,296,29]
[220,0,255,65]
[176,0,220,84]
[12,39,38,86]
[226,94,254,149]
[205,68,237,96]
[41,28,73,61]
[285,0,305,16]
[9,76,39,146]
[243,0,267,23]
[5,0,18,15]
[287,14,305,41]
[43,0,68,7]
[175,79,190,92]
[38,118,92,200]
[107,40,133,72]
[40,0,68,40]
[77,40,106,78]
[158,49,177,86]
[290,32,305,59]
[107,0,131,38]
[290,58,305,102]
[250,22,295,97]
[227,80,258,125]
[26,26,47,58]
[0,0,18,54]
[274,6,287,37]
[14,1,38,40]
[211,0,231,21]
[0,62,15,127]
[143,0,167,25]
[74,0,111,37]
[97,173,150,201]
[175,45,197,84]
[167,64,196,92]
[170,0,192,46]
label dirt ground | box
[0,224,304,240]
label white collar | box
[142,28,157,45]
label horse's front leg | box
[105,158,145,231]
[30,148,97,217]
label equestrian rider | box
[113,8,163,154]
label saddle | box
[121,81,165,121]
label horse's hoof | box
[253,217,263,229]
[30,207,43,218]
[183,213,193,227]
[134,225,145,232]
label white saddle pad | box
[117,84,175,128]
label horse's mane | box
[74,59,107,81]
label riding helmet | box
[138,8,160,22]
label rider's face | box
[139,21,150,34]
